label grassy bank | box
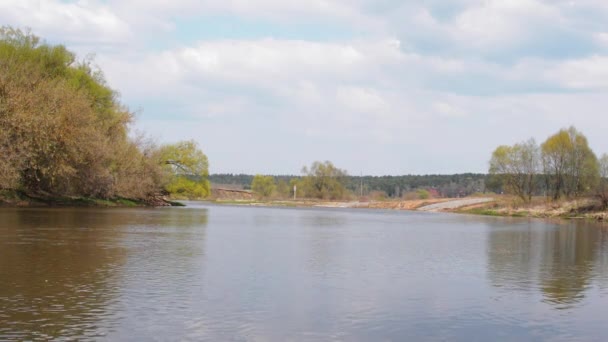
[456,196,608,221]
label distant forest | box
[210,173,491,198]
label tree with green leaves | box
[415,189,429,199]
[157,140,210,199]
[275,179,291,198]
[489,139,540,203]
[0,26,140,198]
[251,175,276,198]
[0,26,214,203]
[300,161,348,200]
[541,127,599,200]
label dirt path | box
[417,198,494,212]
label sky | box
[2,0,608,175]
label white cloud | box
[433,102,468,119]
[110,0,355,17]
[595,32,608,46]
[99,38,406,100]
[105,0,387,36]
[336,86,388,114]
[175,38,402,80]
[452,0,558,48]
[0,0,132,45]
[547,55,608,89]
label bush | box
[417,189,430,200]
[251,175,275,198]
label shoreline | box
[3,192,606,222]
[0,190,183,208]
[202,196,608,222]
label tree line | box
[212,167,488,200]
[248,161,348,200]
[489,126,608,207]
[0,27,210,202]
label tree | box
[0,26,172,201]
[0,128,19,190]
[0,27,224,204]
[157,140,210,199]
[251,175,275,198]
[541,127,599,200]
[275,179,291,198]
[109,135,164,199]
[300,161,348,200]
[489,139,540,203]
[0,29,113,196]
[416,189,430,200]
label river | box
[1,203,608,341]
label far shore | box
[202,195,608,221]
[3,190,607,222]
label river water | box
[1,203,608,341]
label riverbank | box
[206,197,491,212]
[207,195,608,221]
[457,197,608,221]
[208,197,452,209]
[4,189,606,221]
[0,190,183,208]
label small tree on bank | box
[541,127,599,200]
[489,139,540,203]
[251,175,275,198]
[157,140,210,199]
[300,161,348,200]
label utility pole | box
[293,185,297,200]
[360,171,363,198]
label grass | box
[463,208,501,216]
[115,198,139,207]
[461,207,531,218]
[457,195,608,221]
[53,197,142,207]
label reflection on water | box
[0,209,127,340]
[0,207,207,341]
[487,220,608,308]
[541,224,600,307]
[2,205,608,341]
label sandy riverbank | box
[211,197,494,212]
[210,195,608,221]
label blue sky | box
[3,0,608,175]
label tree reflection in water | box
[487,219,608,308]
[0,207,208,341]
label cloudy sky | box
[3,0,608,175]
